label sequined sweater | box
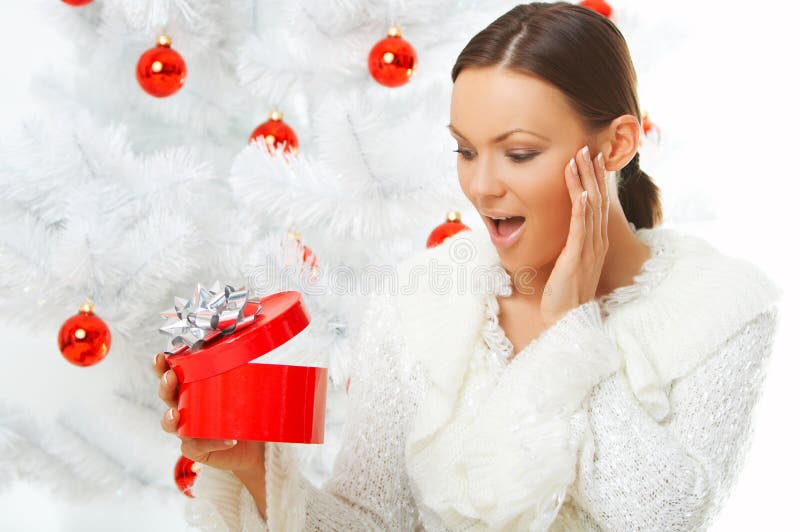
[185,224,783,531]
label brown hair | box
[451,1,662,229]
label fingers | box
[155,354,234,468]
[158,366,179,409]
[161,406,180,434]
[590,151,605,254]
[565,156,583,204]
[160,405,238,465]
[152,352,168,379]
[564,154,588,261]
[180,437,239,465]
[576,145,601,207]
[565,174,587,262]
[593,151,609,211]
[576,146,595,260]
[154,352,179,409]
[574,145,608,259]
[594,152,610,248]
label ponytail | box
[616,152,662,229]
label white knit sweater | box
[185,224,783,531]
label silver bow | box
[159,281,260,353]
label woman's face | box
[449,66,595,276]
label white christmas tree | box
[0,0,696,529]
[0,0,538,527]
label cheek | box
[516,166,573,262]
[517,163,570,221]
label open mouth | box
[486,215,526,237]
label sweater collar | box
[601,225,783,420]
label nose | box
[467,157,506,199]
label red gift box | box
[162,290,327,443]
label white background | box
[1,1,798,530]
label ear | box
[598,114,640,172]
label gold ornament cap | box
[156,35,172,47]
[78,296,95,314]
[445,210,461,223]
[270,110,283,122]
[387,25,402,38]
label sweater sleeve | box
[568,304,780,531]
[184,292,419,531]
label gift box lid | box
[165,290,310,384]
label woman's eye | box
[452,149,539,162]
[453,148,475,161]
[508,152,539,163]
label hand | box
[540,144,610,328]
[153,352,265,478]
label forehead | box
[450,66,581,139]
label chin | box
[496,247,533,275]
[500,239,558,277]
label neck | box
[595,203,652,298]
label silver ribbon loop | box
[159,281,260,352]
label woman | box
[154,2,782,530]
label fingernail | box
[224,440,237,446]
[162,371,169,385]
[596,152,604,167]
[581,145,591,163]
[569,157,578,176]
[168,408,175,421]
[153,353,159,366]
[581,190,588,205]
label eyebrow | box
[446,124,551,143]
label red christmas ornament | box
[368,25,417,88]
[250,111,299,154]
[302,245,317,269]
[174,455,201,498]
[62,0,94,5]
[426,211,470,248]
[641,111,661,145]
[579,0,613,18]
[57,299,111,367]
[136,35,186,98]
